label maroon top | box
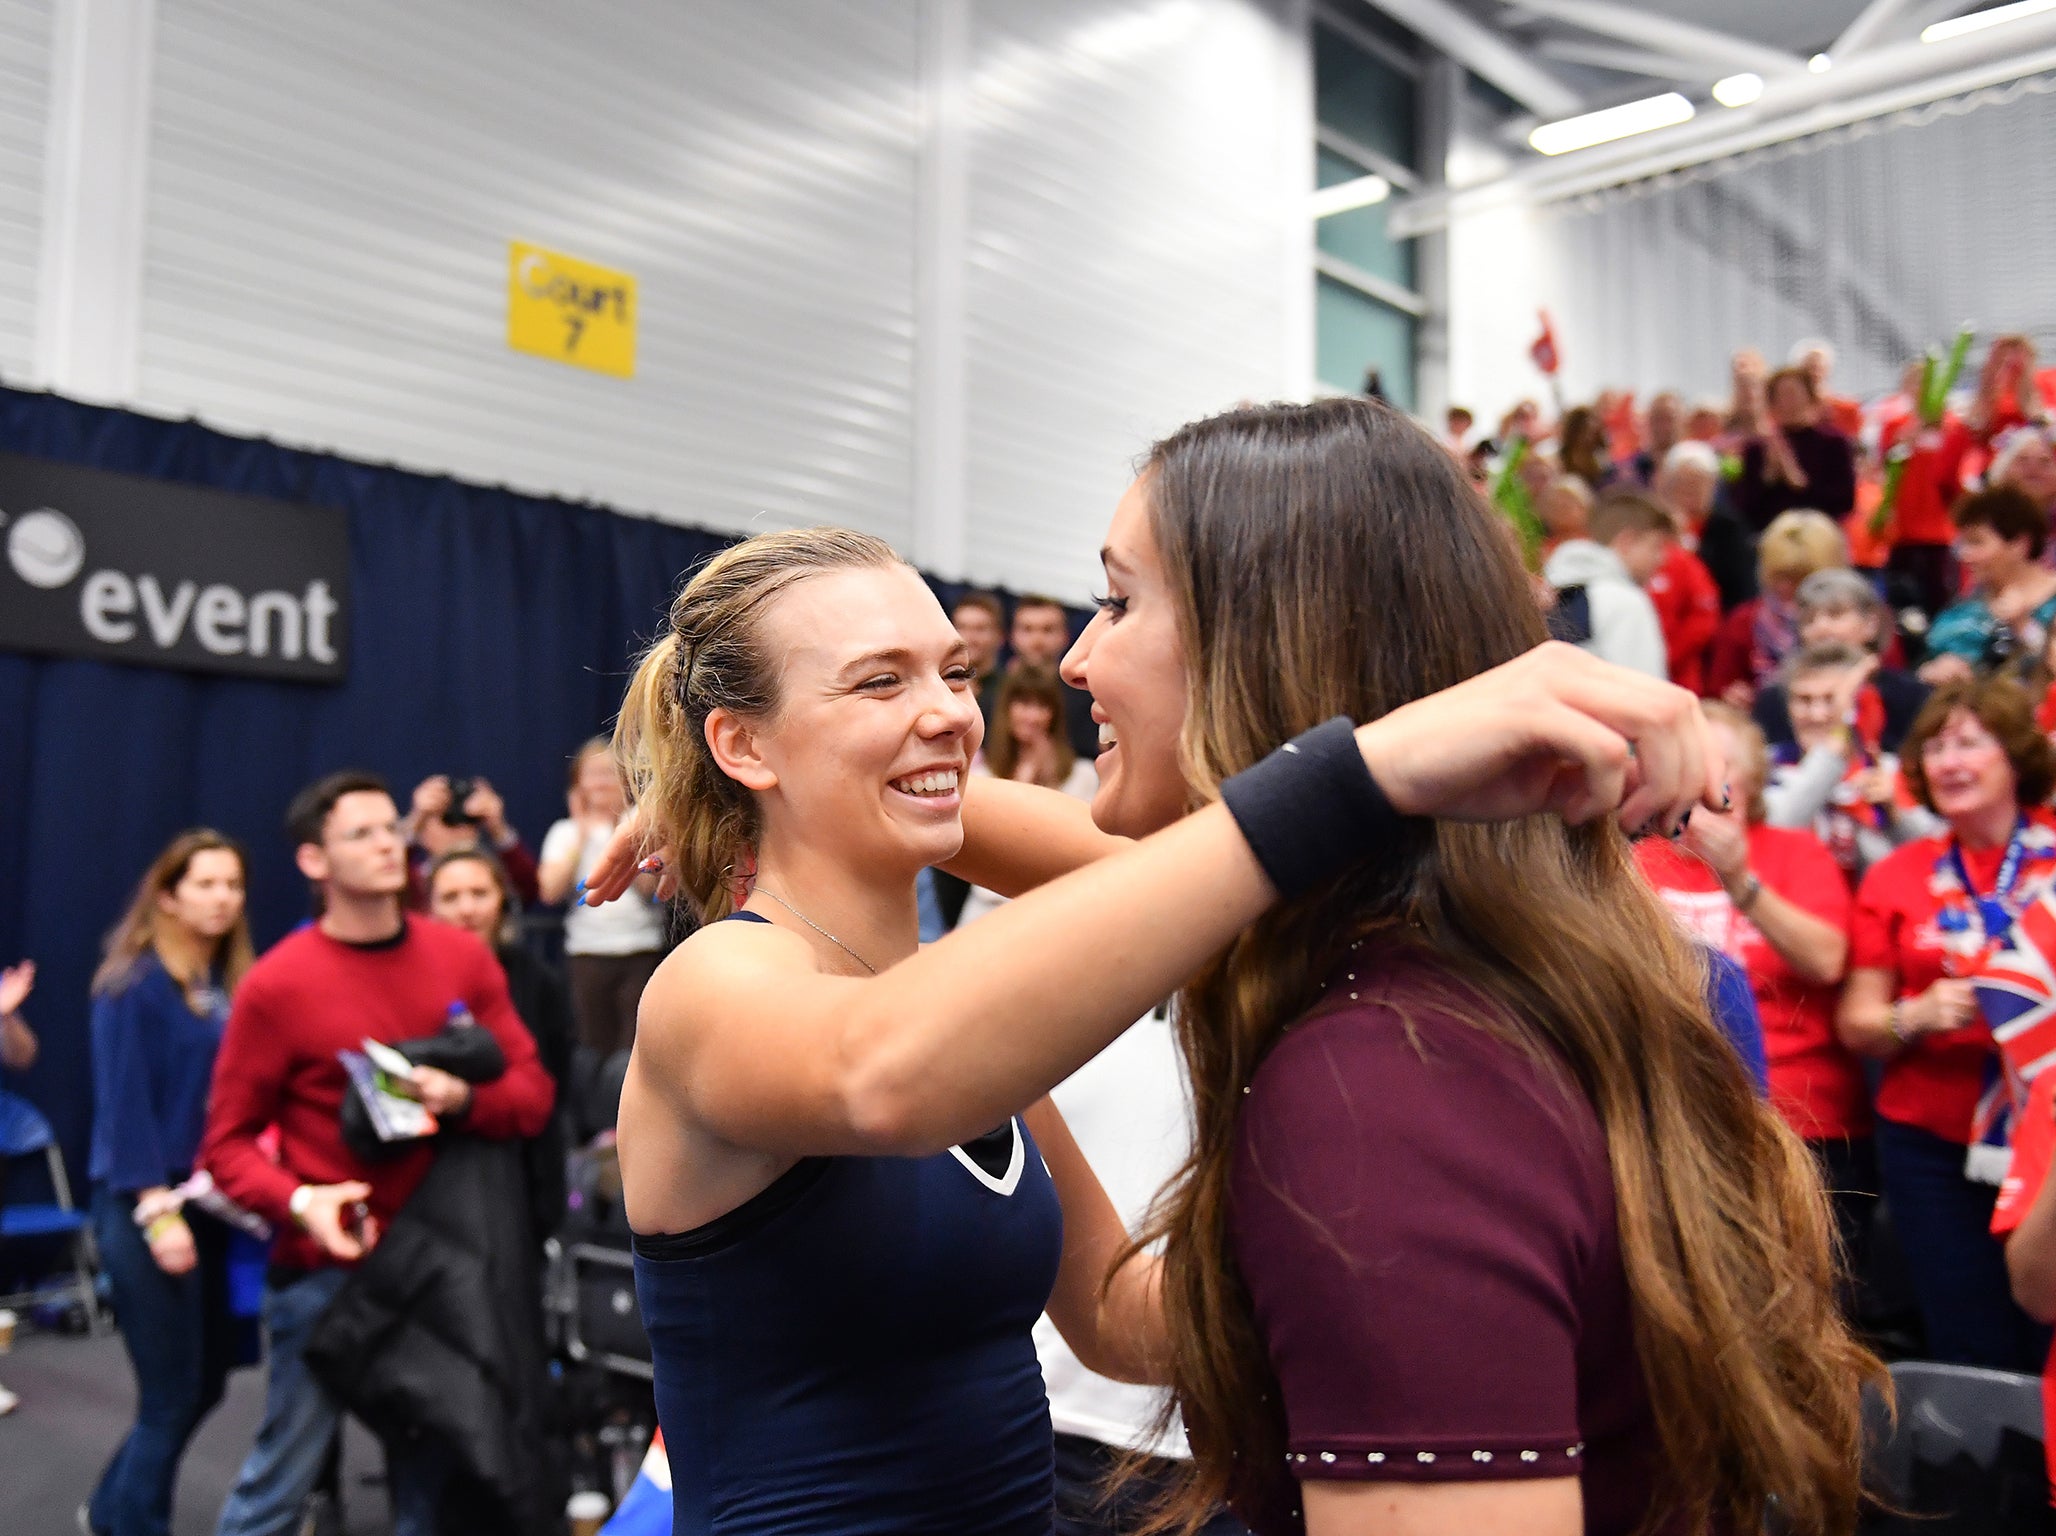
[1229,942,1665,1535]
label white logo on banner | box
[4,507,86,589]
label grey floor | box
[2,1326,386,1535]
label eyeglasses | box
[333,820,400,845]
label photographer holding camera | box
[401,774,540,911]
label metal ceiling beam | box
[1353,0,1584,118]
[1902,0,1981,37]
[1504,0,1807,79]
[1833,0,1921,57]
[1391,13,2056,231]
[1534,36,1705,79]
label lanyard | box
[1947,815,2032,942]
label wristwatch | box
[288,1184,315,1227]
[1731,873,1764,914]
[1886,1001,1912,1048]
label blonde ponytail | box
[611,527,907,921]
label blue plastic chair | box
[0,1090,101,1329]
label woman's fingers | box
[1530,701,1633,825]
[580,814,649,906]
[1526,645,1718,829]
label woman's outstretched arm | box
[942,777,1128,897]
[626,645,1721,1160]
[587,643,1721,905]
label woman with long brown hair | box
[589,500,1719,1531]
[84,830,254,1536]
[1049,399,1876,1536]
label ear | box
[294,843,330,885]
[705,707,779,793]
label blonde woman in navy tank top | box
[599,506,1725,1534]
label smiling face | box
[728,564,981,875]
[1800,601,1878,650]
[1005,695,1055,747]
[158,847,246,941]
[1919,708,2019,824]
[2004,437,2056,508]
[1955,522,2030,592]
[429,856,505,943]
[1787,665,1853,753]
[1061,477,1193,839]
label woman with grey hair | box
[1755,567,1929,754]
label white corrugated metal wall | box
[0,0,52,379]
[139,0,925,552]
[1448,75,2056,424]
[13,0,1299,597]
[962,0,1301,597]
[1540,78,2056,407]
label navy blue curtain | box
[0,388,1083,1188]
[0,388,750,1184]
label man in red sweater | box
[200,771,553,1536]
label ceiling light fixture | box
[1712,72,1764,107]
[1923,0,2056,43]
[1528,92,1695,156]
[1311,174,1392,218]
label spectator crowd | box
[0,584,1106,1536]
[14,334,2056,1529]
[1455,336,2056,1441]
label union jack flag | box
[1969,893,2056,1168]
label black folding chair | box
[1861,1360,2051,1534]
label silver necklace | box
[753,887,878,975]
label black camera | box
[442,776,481,826]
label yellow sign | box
[507,241,636,379]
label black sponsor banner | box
[0,451,349,683]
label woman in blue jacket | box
[84,831,254,1536]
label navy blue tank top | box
[632,911,1065,1534]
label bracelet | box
[288,1184,315,1228]
[1731,873,1764,914]
[144,1213,184,1244]
[1217,717,1421,902]
[1886,1001,1912,1048]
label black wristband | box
[1217,716,1419,901]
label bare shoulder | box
[636,914,821,1053]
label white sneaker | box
[0,1380,17,1415]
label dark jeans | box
[567,950,663,1057]
[1874,1117,2050,1372]
[215,1269,448,1536]
[1052,1432,1250,1536]
[88,1190,235,1536]
[1810,1134,1879,1321]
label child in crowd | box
[1542,487,1674,677]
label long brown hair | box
[613,527,909,920]
[1127,398,1879,1536]
[984,665,1077,787]
[93,830,255,1001]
